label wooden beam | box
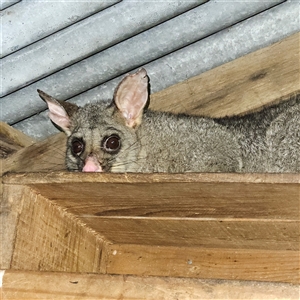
[4,171,299,185]
[0,123,36,239]
[105,244,299,284]
[2,172,299,283]
[150,32,300,117]
[0,185,26,269]
[0,122,35,171]
[1,184,104,272]
[0,138,22,160]
[0,122,35,148]
[1,270,299,300]
[1,132,66,175]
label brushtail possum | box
[38,68,299,173]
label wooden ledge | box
[3,171,300,185]
[1,270,299,300]
[2,172,299,284]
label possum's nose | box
[82,155,102,172]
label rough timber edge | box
[1,270,299,300]
[3,172,300,185]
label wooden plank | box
[0,123,35,190]
[105,244,300,284]
[80,217,299,251]
[2,270,299,300]
[0,122,34,173]
[26,181,299,219]
[25,178,299,252]
[150,32,300,117]
[0,138,22,159]
[1,132,66,175]
[3,171,299,185]
[7,185,104,273]
[0,122,35,148]
[2,172,299,283]
[0,185,27,269]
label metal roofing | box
[1,0,299,140]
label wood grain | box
[150,32,300,117]
[27,181,299,219]
[105,244,300,284]
[0,137,22,159]
[0,123,36,210]
[0,185,27,269]
[0,122,35,148]
[2,172,299,283]
[80,217,299,251]
[1,132,66,175]
[7,185,104,273]
[2,270,299,300]
[4,171,299,185]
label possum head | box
[38,68,149,172]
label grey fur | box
[39,70,300,173]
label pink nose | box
[82,156,102,172]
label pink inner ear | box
[47,101,71,132]
[115,68,148,127]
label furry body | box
[39,68,299,173]
[65,95,299,173]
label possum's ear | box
[114,68,148,128]
[38,89,78,135]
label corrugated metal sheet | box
[1,0,21,10]
[1,0,299,140]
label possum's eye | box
[71,138,84,156]
[102,135,121,154]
